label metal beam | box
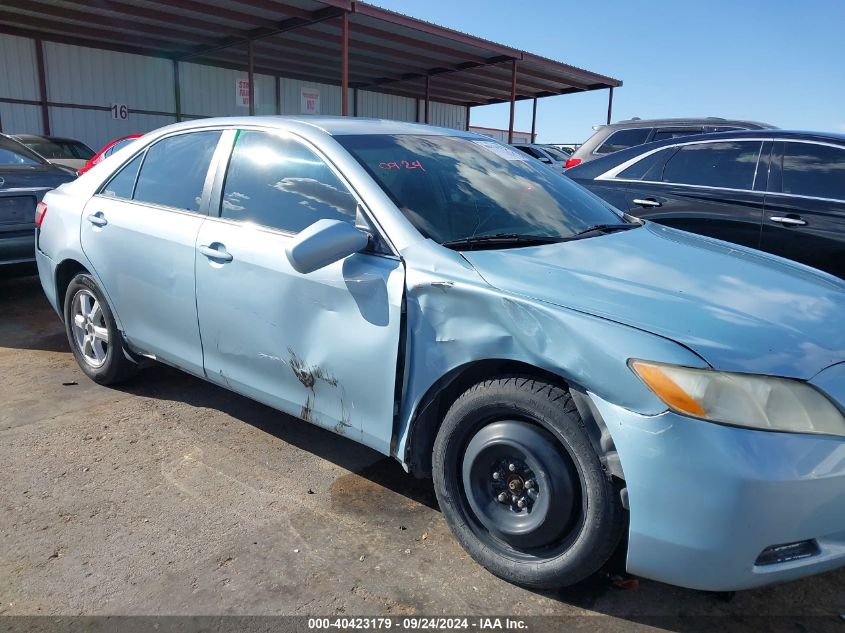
[341,12,349,116]
[35,38,49,135]
[178,6,343,62]
[173,60,181,122]
[606,86,614,125]
[0,0,223,46]
[508,59,517,143]
[0,11,195,54]
[275,75,281,114]
[424,75,430,124]
[530,97,537,143]
[248,40,255,116]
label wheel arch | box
[55,258,91,322]
[402,359,623,482]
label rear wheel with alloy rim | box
[64,273,137,385]
[433,376,625,588]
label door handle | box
[769,215,807,227]
[633,198,661,208]
[199,243,233,263]
[87,212,108,227]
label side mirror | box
[539,156,552,164]
[285,219,370,274]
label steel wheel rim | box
[461,420,578,553]
[71,289,109,368]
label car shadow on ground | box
[0,273,69,353]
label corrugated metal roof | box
[0,0,621,107]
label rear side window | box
[220,130,357,233]
[595,128,652,154]
[102,154,143,199]
[133,131,221,212]
[651,128,703,142]
[661,141,762,190]
[781,142,845,201]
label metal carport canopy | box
[0,0,622,138]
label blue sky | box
[368,0,845,143]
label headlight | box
[630,360,845,436]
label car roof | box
[566,129,845,179]
[598,117,774,130]
[144,116,476,138]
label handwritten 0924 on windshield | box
[378,160,426,172]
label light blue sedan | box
[35,117,845,592]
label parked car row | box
[0,132,141,270]
[34,116,845,593]
[0,135,76,269]
[564,117,775,168]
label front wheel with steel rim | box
[432,376,625,589]
[64,273,137,385]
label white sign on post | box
[236,79,251,108]
[110,104,128,120]
[300,88,321,115]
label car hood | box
[461,223,845,379]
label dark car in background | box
[565,117,775,168]
[566,129,845,279]
[0,135,75,270]
[12,134,94,173]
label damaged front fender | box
[393,240,708,473]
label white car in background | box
[511,143,569,172]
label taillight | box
[35,202,48,228]
[564,158,582,169]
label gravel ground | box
[1,273,843,631]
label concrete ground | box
[1,273,843,630]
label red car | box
[78,134,142,175]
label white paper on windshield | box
[471,140,529,161]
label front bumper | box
[590,392,845,591]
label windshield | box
[24,139,94,160]
[0,137,45,167]
[336,134,625,244]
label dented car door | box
[195,129,405,452]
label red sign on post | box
[237,79,251,107]
[300,88,321,115]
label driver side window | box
[220,130,358,234]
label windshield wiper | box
[442,233,567,250]
[568,223,639,239]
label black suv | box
[566,130,845,279]
[565,117,775,167]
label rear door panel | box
[761,141,845,278]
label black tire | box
[432,376,625,589]
[64,273,137,385]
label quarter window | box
[781,142,845,201]
[595,128,653,154]
[661,141,761,190]
[133,131,221,212]
[102,154,143,199]
[220,130,357,233]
